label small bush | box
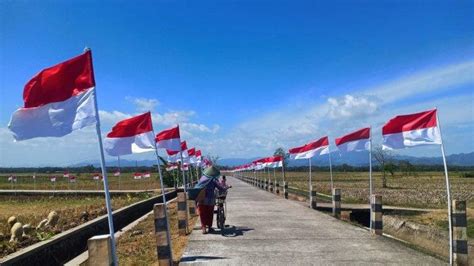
[460,172,474,178]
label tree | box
[274,147,289,168]
[373,145,393,188]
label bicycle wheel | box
[217,207,225,229]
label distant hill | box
[67,152,474,168]
[218,152,474,167]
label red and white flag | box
[92,173,101,180]
[188,148,197,164]
[166,163,178,171]
[335,127,371,153]
[143,172,151,178]
[166,149,180,163]
[133,173,143,180]
[63,172,70,178]
[8,51,97,141]
[155,125,181,151]
[8,176,17,182]
[69,176,77,183]
[104,112,156,156]
[180,141,189,158]
[195,150,202,165]
[113,170,121,176]
[181,164,189,171]
[289,136,329,159]
[50,176,57,182]
[264,155,283,168]
[382,109,441,150]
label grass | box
[117,201,198,265]
[0,194,149,258]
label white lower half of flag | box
[8,88,96,141]
[265,161,283,168]
[104,131,156,156]
[143,173,151,178]
[114,172,121,176]
[93,176,100,180]
[50,177,56,182]
[166,165,178,171]
[69,179,76,183]
[337,139,369,153]
[167,154,180,163]
[382,127,441,150]
[156,138,181,151]
[290,146,329,160]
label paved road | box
[181,176,444,265]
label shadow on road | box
[209,225,254,237]
[180,255,228,262]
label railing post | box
[332,188,341,218]
[270,179,274,193]
[177,192,188,235]
[452,200,468,265]
[370,195,382,235]
[153,203,173,265]
[265,178,268,191]
[276,181,280,195]
[187,194,197,217]
[310,185,317,209]
[284,181,288,199]
[87,235,112,266]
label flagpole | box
[309,158,312,202]
[179,151,189,226]
[152,130,174,263]
[328,148,334,192]
[118,155,121,190]
[437,112,453,265]
[369,128,373,230]
[86,48,118,265]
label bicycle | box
[216,191,227,229]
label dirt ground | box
[0,173,164,191]
[117,201,198,265]
[0,194,148,258]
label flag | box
[188,148,196,164]
[50,176,57,182]
[382,109,441,150]
[155,125,181,151]
[166,149,180,163]
[180,141,189,158]
[63,172,70,178]
[166,163,178,171]
[113,170,121,176]
[8,51,97,141]
[264,155,283,168]
[143,172,151,178]
[335,127,371,153]
[92,174,101,180]
[32,174,36,179]
[289,136,329,159]
[8,176,17,182]
[69,176,76,183]
[181,164,189,171]
[104,112,156,156]
[133,173,143,180]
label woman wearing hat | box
[194,166,228,234]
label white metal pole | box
[179,152,187,192]
[369,134,373,230]
[309,158,312,202]
[328,148,334,192]
[437,113,453,265]
[88,47,118,265]
[118,155,121,190]
[152,131,173,262]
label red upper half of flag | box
[252,158,266,164]
[289,136,329,154]
[335,127,370,146]
[196,150,202,157]
[181,141,188,151]
[155,125,180,141]
[23,51,95,108]
[265,155,283,163]
[382,109,437,135]
[166,149,179,156]
[106,112,153,138]
[188,148,196,156]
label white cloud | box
[327,94,378,119]
[126,97,160,112]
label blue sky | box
[0,1,473,166]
